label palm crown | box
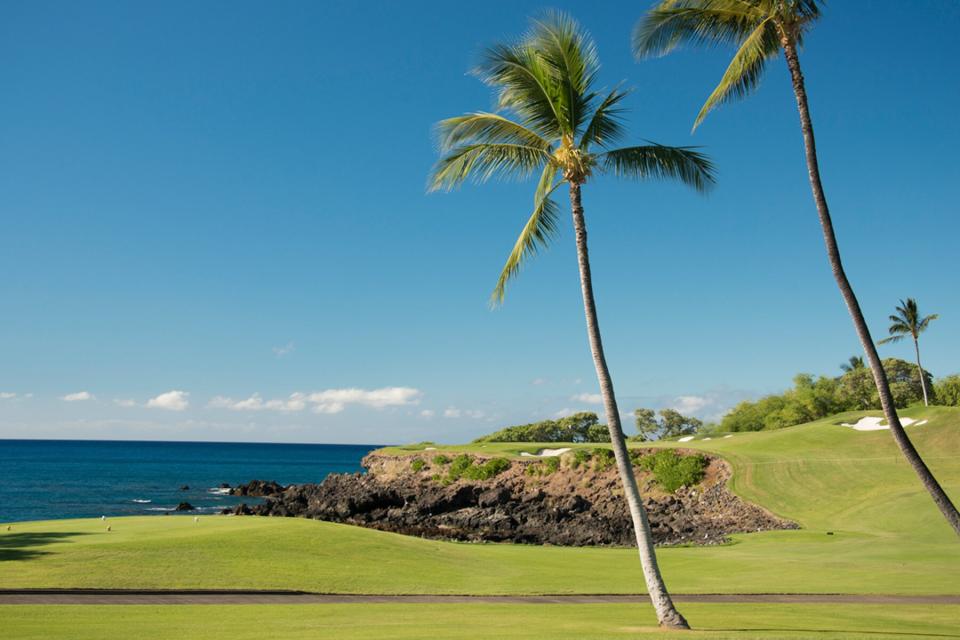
[878,299,939,345]
[429,11,715,302]
[633,0,823,128]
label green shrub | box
[638,450,707,493]
[439,454,511,483]
[410,458,426,472]
[473,412,608,443]
[432,454,451,466]
[571,449,593,469]
[524,456,561,477]
[591,448,615,472]
[462,457,511,480]
[935,375,960,406]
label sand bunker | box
[520,447,572,457]
[678,436,695,442]
[840,417,928,431]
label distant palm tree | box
[633,0,960,536]
[430,12,714,628]
[840,356,864,373]
[878,299,938,407]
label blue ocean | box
[0,439,381,523]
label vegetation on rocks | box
[473,412,610,443]
[637,450,707,493]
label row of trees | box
[430,3,958,629]
[472,408,705,443]
[720,358,933,433]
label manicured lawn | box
[4,603,960,640]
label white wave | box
[207,487,231,495]
[131,499,152,504]
[145,507,174,512]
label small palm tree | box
[633,0,960,536]
[430,12,714,629]
[840,356,864,373]
[878,299,938,407]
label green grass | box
[3,407,959,638]
[2,407,958,596]
[4,604,960,640]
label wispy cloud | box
[272,342,295,358]
[113,398,137,408]
[62,391,94,402]
[443,407,485,419]
[0,392,17,400]
[420,409,436,418]
[531,378,547,386]
[146,390,190,411]
[570,392,602,404]
[208,387,422,415]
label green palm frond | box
[579,86,630,150]
[437,113,550,152]
[491,164,562,304]
[878,298,939,345]
[633,0,767,60]
[599,144,716,193]
[633,0,824,129]
[429,143,551,192]
[693,18,779,129]
[475,43,565,139]
[529,11,599,136]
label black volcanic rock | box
[175,502,196,511]
[227,451,797,547]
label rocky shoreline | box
[226,450,796,546]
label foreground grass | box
[5,603,960,640]
[1,407,957,597]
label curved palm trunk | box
[782,40,960,536]
[568,183,689,629]
[914,338,930,407]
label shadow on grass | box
[0,532,89,561]
[713,629,960,639]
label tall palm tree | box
[429,12,714,629]
[840,356,864,373]
[633,0,960,536]
[878,298,938,407]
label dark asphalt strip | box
[1,590,957,605]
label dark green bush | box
[462,457,511,480]
[473,412,609,443]
[638,450,707,493]
[591,448,615,472]
[524,455,561,477]
[432,454,451,466]
[410,458,426,472]
[571,449,593,469]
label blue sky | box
[1,1,958,444]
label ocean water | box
[0,439,381,523]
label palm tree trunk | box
[914,338,930,407]
[568,182,689,629]
[782,39,960,536]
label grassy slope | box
[4,603,960,640]
[1,407,958,597]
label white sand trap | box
[723,435,733,439]
[425,447,437,450]
[840,417,926,431]
[678,436,695,442]
[520,448,572,457]
[703,437,712,441]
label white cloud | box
[443,407,485,419]
[0,392,16,400]
[272,342,295,358]
[146,390,190,411]
[113,398,137,408]
[531,378,547,386]
[420,409,436,418]
[208,387,422,415]
[62,391,94,402]
[571,392,603,404]
[670,395,710,415]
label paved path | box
[1,590,958,605]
